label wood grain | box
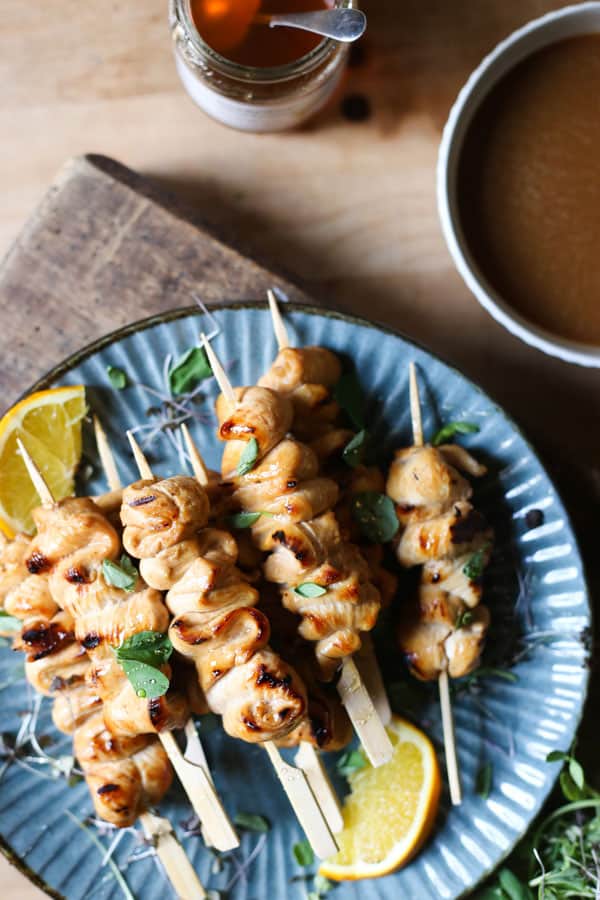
[1,1,599,897]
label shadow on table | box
[327,0,570,133]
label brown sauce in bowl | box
[457,35,600,346]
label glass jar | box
[169,0,355,132]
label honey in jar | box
[170,0,353,131]
[190,0,333,67]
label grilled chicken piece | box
[121,475,308,744]
[217,386,294,476]
[261,586,352,751]
[26,497,189,737]
[215,385,382,681]
[74,712,172,828]
[259,344,399,610]
[386,441,492,680]
[0,531,172,827]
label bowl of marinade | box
[437,2,600,367]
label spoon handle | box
[262,9,367,42]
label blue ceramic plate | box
[0,303,590,900]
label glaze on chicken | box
[120,475,308,743]
[386,443,492,680]
[0,531,171,827]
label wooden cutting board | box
[0,154,313,406]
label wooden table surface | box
[1,1,598,896]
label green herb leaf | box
[476,762,493,799]
[234,811,270,833]
[313,874,333,896]
[225,511,263,529]
[113,631,173,700]
[463,543,491,582]
[102,554,138,592]
[342,429,368,468]
[0,610,21,632]
[168,347,212,396]
[497,868,531,900]
[546,750,569,763]
[106,365,128,390]
[336,749,367,778]
[455,609,474,629]
[569,758,585,791]
[294,583,327,598]
[432,421,480,447]
[467,666,519,684]
[117,659,170,699]
[351,491,399,543]
[115,631,173,666]
[334,371,365,430]
[559,769,584,802]
[293,839,314,867]
[236,438,259,476]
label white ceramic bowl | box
[437,2,600,367]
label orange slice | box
[319,715,441,881]
[0,386,86,536]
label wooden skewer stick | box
[180,422,344,835]
[18,437,238,853]
[266,290,393,767]
[124,431,240,851]
[140,812,207,900]
[408,362,462,806]
[179,423,342,848]
[267,288,290,350]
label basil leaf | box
[117,659,170,699]
[455,609,474,629]
[226,511,263,529]
[569,757,585,790]
[234,811,270,833]
[336,749,367,778]
[497,868,531,900]
[236,438,259,476]
[546,750,569,763]
[115,631,173,667]
[432,421,480,447]
[0,610,21,632]
[294,583,327,598]
[476,762,493,799]
[334,371,365,430]
[102,554,138,592]
[106,365,128,390]
[342,429,368,468]
[469,667,518,684]
[463,543,491,582]
[351,492,399,543]
[293,839,314,867]
[168,347,212,396]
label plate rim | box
[2,300,592,900]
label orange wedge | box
[0,386,86,536]
[319,716,441,881]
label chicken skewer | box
[202,334,393,768]
[180,423,345,835]
[386,364,492,805]
[1,453,205,898]
[125,431,339,859]
[1,529,172,829]
[264,290,394,728]
[94,416,234,860]
[17,438,238,854]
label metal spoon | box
[253,8,367,42]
